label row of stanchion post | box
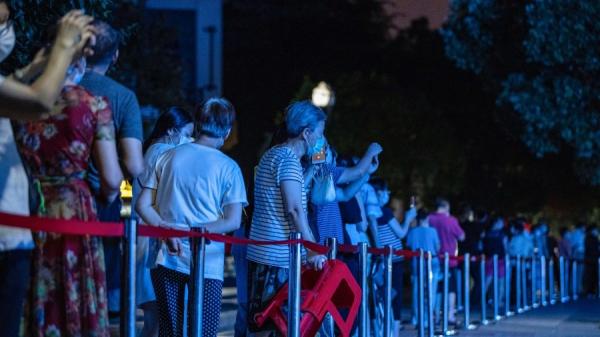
[118,225,600,337]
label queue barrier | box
[0,211,598,337]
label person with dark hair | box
[584,226,599,296]
[12,39,123,335]
[370,177,416,334]
[0,8,97,337]
[481,215,508,309]
[247,100,328,336]
[80,19,144,315]
[134,107,193,337]
[428,198,464,326]
[407,209,440,326]
[137,98,246,337]
[557,226,572,259]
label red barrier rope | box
[2,211,578,263]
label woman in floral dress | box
[12,56,123,337]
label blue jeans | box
[0,249,32,337]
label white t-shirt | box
[0,116,33,251]
[140,143,247,280]
[247,146,307,268]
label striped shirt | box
[247,146,307,268]
[378,207,403,260]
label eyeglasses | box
[0,20,13,38]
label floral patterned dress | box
[13,85,114,337]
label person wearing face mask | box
[133,106,193,337]
[136,98,246,337]
[78,20,145,315]
[247,101,330,337]
[369,177,417,335]
[11,31,123,335]
[0,7,98,337]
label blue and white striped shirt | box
[247,146,307,268]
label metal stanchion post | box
[571,259,578,300]
[540,255,547,306]
[288,232,302,337]
[427,252,434,337]
[493,255,500,321]
[480,255,489,325]
[190,227,207,337]
[464,254,477,330]
[522,257,530,311]
[549,258,556,305]
[384,246,393,337]
[327,237,337,260]
[326,237,337,334]
[120,218,136,337]
[516,256,522,313]
[456,264,463,313]
[598,257,600,300]
[441,253,450,335]
[531,255,538,308]
[418,250,425,337]
[505,255,513,317]
[358,243,369,337]
[559,256,567,303]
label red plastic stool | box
[254,260,361,337]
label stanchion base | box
[541,301,548,306]
[549,300,557,305]
[480,319,491,326]
[523,306,532,311]
[435,329,459,336]
[494,315,504,321]
[517,308,525,314]
[465,323,478,330]
[572,295,578,301]
[505,311,515,317]
[532,303,540,309]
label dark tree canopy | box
[442,0,600,185]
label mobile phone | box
[311,146,327,164]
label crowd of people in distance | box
[0,3,599,337]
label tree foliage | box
[442,0,600,184]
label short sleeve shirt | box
[361,183,382,219]
[428,212,464,267]
[247,146,307,268]
[80,71,143,193]
[407,226,440,254]
[142,143,247,280]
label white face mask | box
[0,22,16,63]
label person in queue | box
[137,98,246,337]
[0,6,99,337]
[12,24,122,336]
[135,107,193,337]
[247,100,328,336]
[370,177,417,334]
[80,19,145,315]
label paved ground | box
[111,257,600,336]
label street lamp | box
[311,81,335,109]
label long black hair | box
[143,106,193,153]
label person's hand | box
[165,238,183,256]
[368,155,379,174]
[405,206,417,222]
[307,254,328,270]
[366,143,383,158]
[55,10,96,55]
[0,2,9,25]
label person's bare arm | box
[337,143,382,184]
[335,173,369,202]
[203,203,243,234]
[281,179,327,269]
[0,10,95,120]
[94,138,124,203]
[136,187,167,227]
[368,215,381,247]
[119,138,144,178]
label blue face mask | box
[307,136,325,157]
